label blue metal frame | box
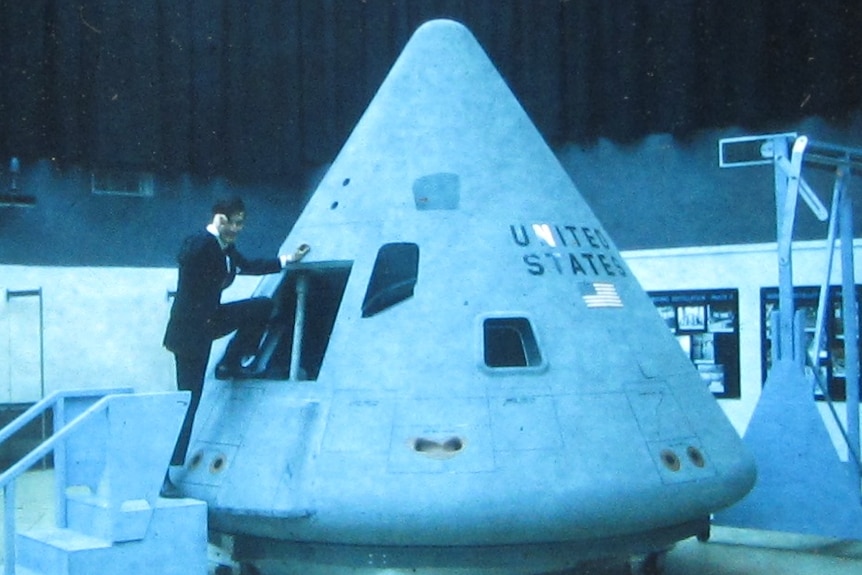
[716,133,862,535]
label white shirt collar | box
[206,224,229,250]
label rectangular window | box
[91,169,154,197]
[361,243,419,317]
[482,316,544,371]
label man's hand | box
[293,243,310,262]
[281,243,310,266]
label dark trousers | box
[212,297,273,366]
[171,353,208,466]
[169,296,273,466]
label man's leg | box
[214,296,273,372]
[171,352,209,466]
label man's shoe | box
[216,358,259,380]
[160,476,182,498]
[215,363,234,380]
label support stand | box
[714,133,862,539]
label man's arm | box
[233,243,310,275]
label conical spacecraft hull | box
[179,18,755,573]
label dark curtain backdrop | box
[1,0,860,184]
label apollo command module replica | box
[173,19,757,575]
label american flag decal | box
[580,282,623,308]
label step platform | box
[16,496,206,575]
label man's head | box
[211,196,246,245]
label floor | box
[2,469,862,575]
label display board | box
[760,285,861,401]
[648,289,741,399]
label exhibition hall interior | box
[1,2,862,575]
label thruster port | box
[413,436,465,459]
[660,449,681,472]
[687,446,706,468]
[189,451,203,470]
[210,453,227,473]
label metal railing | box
[0,388,132,575]
[721,132,862,500]
[794,142,862,499]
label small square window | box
[482,317,543,369]
[91,169,154,197]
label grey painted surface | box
[172,20,755,573]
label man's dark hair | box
[212,196,245,218]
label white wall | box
[0,265,257,401]
[2,240,860,457]
[623,239,862,458]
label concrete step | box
[15,497,208,575]
[16,527,111,575]
[65,490,153,543]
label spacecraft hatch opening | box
[220,263,352,381]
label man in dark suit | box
[162,196,308,494]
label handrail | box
[0,388,132,445]
[807,187,842,374]
[801,161,862,492]
[806,364,862,476]
[805,139,862,171]
[0,388,132,575]
[0,394,114,488]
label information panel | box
[648,289,741,399]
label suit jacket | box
[163,230,281,357]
